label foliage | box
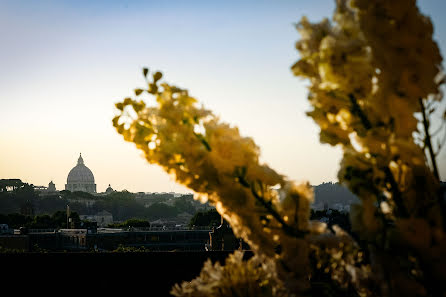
[90,191,180,221]
[144,202,179,220]
[0,187,200,223]
[51,210,81,228]
[189,208,222,227]
[37,194,69,214]
[113,1,446,296]
[0,179,25,192]
[0,211,80,229]
[171,251,289,297]
[291,0,446,295]
[0,182,39,214]
[310,209,352,236]
[93,191,143,221]
[0,213,32,228]
[174,197,196,214]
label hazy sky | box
[1,0,445,193]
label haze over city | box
[1,0,445,193]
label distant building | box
[65,154,96,193]
[47,181,56,192]
[69,198,96,207]
[80,211,113,227]
[105,184,114,194]
[33,185,47,192]
[0,179,24,192]
[31,181,58,195]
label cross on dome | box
[78,153,84,165]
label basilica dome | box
[65,154,96,193]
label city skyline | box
[1,0,446,193]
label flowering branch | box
[234,167,308,239]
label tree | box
[51,210,80,229]
[145,203,178,220]
[174,198,196,214]
[112,1,445,296]
[0,213,32,228]
[189,209,222,227]
[0,179,24,192]
[30,215,54,229]
[94,191,144,221]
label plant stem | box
[249,183,308,238]
[419,98,440,181]
[349,94,408,216]
[383,167,408,217]
[349,94,372,130]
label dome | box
[105,184,114,194]
[65,154,97,193]
[67,155,95,184]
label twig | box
[249,182,308,238]
[419,98,440,181]
[349,93,372,130]
[383,167,408,218]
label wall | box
[0,251,253,296]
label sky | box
[1,0,446,193]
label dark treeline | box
[0,183,199,222]
[189,209,222,227]
[108,218,151,228]
[0,211,80,229]
[191,208,352,234]
[1,180,358,226]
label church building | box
[65,154,97,193]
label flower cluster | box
[292,0,445,295]
[171,251,289,297]
[113,69,329,295]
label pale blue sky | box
[1,0,445,193]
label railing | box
[28,229,58,233]
[131,226,212,231]
[96,226,212,232]
[18,226,213,234]
[58,229,88,234]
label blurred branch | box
[419,98,440,181]
[249,183,308,239]
[349,93,408,217]
[234,167,307,238]
[348,94,372,130]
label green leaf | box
[134,89,144,96]
[143,68,149,78]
